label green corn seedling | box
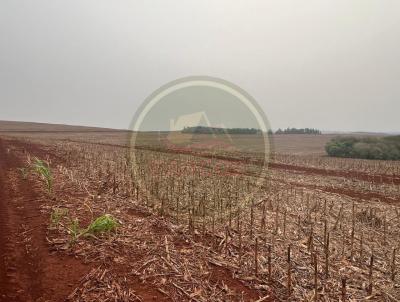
[32,157,53,193]
[18,167,29,180]
[67,214,119,243]
[83,214,119,236]
[68,218,81,242]
[50,208,69,227]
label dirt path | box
[0,140,13,300]
[0,138,90,302]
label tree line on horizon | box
[181,126,261,134]
[181,126,322,135]
[275,127,322,135]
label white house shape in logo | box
[167,111,234,146]
[167,111,211,145]
[169,111,212,131]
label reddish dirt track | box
[269,162,400,186]
[273,178,400,205]
[0,139,90,302]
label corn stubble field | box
[1,127,400,301]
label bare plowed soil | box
[0,139,91,301]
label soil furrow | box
[0,138,90,302]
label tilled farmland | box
[0,135,399,302]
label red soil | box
[1,137,396,301]
[0,139,92,302]
[0,138,272,301]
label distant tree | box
[325,136,400,160]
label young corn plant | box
[67,214,119,243]
[82,214,119,237]
[18,167,29,180]
[50,208,69,228]
[31,157,53,193]
[68,218,81,243]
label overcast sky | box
[0,1,399,132]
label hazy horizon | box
[1,119,399,135]
[1,1,399,133]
